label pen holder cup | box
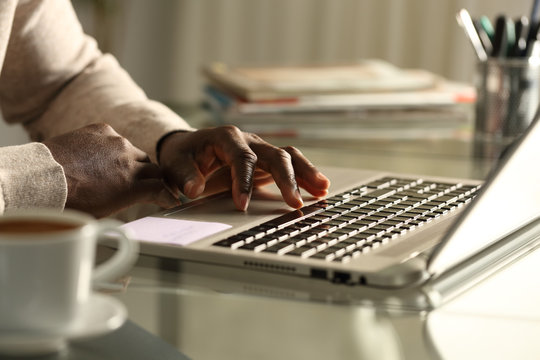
[474,59,540,158]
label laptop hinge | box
[422,218,540,307]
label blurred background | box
[0,0,533,144]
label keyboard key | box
[263,242,295,255]
[294,231,318,242]
[348,236,367,247]
[311,248,337,261]
[362,228,386,237]
[365,177,397,189]
[288,222,311,232]
[213,236,245,249]
[286,245,317,258]
[239,240,267,252]
[310,240,328,251]
[332,248,346,258]
[362,215,386,224]
[333,214,360,224]
[348,197,370,207]
[266,205,321,229]
[318,236,339,247]
[323,231,349,242]
[365,188,397,200]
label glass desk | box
[102,136,540,360]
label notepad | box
[122,217,231,246]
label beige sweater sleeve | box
[0,0,193,213]
[0,143,66,213]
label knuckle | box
[220,124,242,136]
[111,134,131,150]
[88,122,113,133]
[246,132,263,143]
[282,145,300,155]
[238,149,258,165]
[276,148,292,163]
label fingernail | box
[184,180,194,197]
[184,180,204,198]
[170,198,182,208]
[317,172,330,183]
[239,193,250,212]
[295,189,304,206]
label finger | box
[165,155,206,199]
[250,142,303,209]
[296,176,329,198]
[203,168,274,197]
[203,167,232,196]
[251,168,274,187]
[229,148,258,211]
[134,149,151,163]
[195,144,223,175]
[253,168,271,180]
[283,146,330,197]
[206,129,258,211]
[253,175,274,188]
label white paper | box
[122,217,231,246]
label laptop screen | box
[428,111,540,276]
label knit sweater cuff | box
[0,142,67,214]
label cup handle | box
[92,219,139,284]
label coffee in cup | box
[0,209,138,335]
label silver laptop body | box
[131,113,540,310]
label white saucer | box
[0,293,127,356]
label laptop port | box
[332,271,351,284]
[310,268,328,279]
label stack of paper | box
[202,60,475,139]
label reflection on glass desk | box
[109,248,540,360]
[105,136,540,360]
[0,320,190,360]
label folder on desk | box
[204,59,443,101]
[202,60,475,139]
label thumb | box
[164,157,206,199]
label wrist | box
[156,129,192,164]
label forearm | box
[26,53,194,161]
[0,0,193,162]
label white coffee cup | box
[0,209,138,335]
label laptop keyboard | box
[213,176,480,263]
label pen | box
[511,16,530,57]
[492,16,509,57]
[505,18,516,56]
[530,0,540,26]
[456,9,488,61]
[526,21,540,58]
[474,19,493,56]
[479,16,495,42]
[525,20,540,56]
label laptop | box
[125,111,540,310]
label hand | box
[44,123,180,218]
[157,125,331,211]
